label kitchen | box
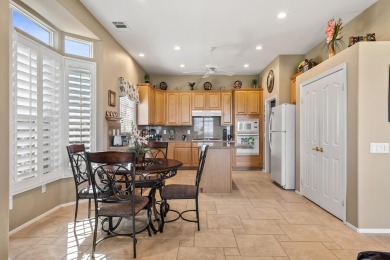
[109,84,263,170]
[3,0,390,259]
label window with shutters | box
[64,36,93,58]
[10,30,96,194]
[65,59,96,152]
[120,96,136,133]
[11,33,62,193]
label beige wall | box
[259,55,304,105]
[305,0,390,64]
[0,1,9,258]
[150,75,259,91]
[8,0,146,231]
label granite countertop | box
[107,140,242,150]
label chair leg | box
[92,212,98,256]
[196,198,200,231]
[88,198,91,219]
[74,198,79,226]
[159,199,166,233]
[132,214,137,258]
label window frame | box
[64,36,94,59]
[10,5,55,47]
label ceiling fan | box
[184,47,235,78]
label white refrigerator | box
[269,104,295,189]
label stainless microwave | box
[236,119,259,135]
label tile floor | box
[9,171,390,259]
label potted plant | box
[188,82,196,90]
[144,74,150,83]
[251,79,257,88]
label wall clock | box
[267,70,274,93]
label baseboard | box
[295,190,301,195]
[9,200,85,236]
[345,222,390,233]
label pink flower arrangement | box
[325,18,343,49]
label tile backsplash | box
[138,117,232,141]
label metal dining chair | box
[159,144,209,232]
[66,144,93,225]
[86,151,152,258]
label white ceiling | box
[80,0,376,76]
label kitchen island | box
[195,142,239,193]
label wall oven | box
[236,119,260,155]
[236,135,259,155]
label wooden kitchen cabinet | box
[192,91,221,110]
[206,92,221,110]
[165,92,179,125]
[179,93,192,125]
[174,142,192,167]
[192,143,199,167]
[192,93,206,110]
[290,71,302,104]
[234,90,261,115]
[137,84,155,125]
[154,90,165,125]
[221,92,233,125]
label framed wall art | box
[108,90,116,107]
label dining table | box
[134,158,183,233]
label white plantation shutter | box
[41,50,62,178]
[11,33,62,193]
[65,59,95,152]
[12,38,39,189]
[120,96,136,133]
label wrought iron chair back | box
[144,141,168,159]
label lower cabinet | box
[192,144,199,167]
[173,142,192,167]
[234,154,262,168]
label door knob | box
[312,147,319,151]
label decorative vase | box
[329,42,335,58]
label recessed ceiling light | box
[174,46,181,51]
[139,53,145,57]
[180,64,185,68]
[256,45,263,50]
[277,12,287,19]
[244,64,249,68]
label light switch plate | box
[42,184,46,193]
[163,129,166,134]
[187,130,190,134]
[370,143,389,153]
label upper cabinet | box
[137,84,155,125]
[165,92,179,125]
[234,90,262,115]
[290,71,302,104]
[192,92,221,110]
[154,90,165,125]
[221,92,232,125]
[166,92,192,126]
[179,92,192,125]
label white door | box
[300,64,346,220]
[301,80,321,205]
[319,70,346,219]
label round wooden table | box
[135,158,183,232]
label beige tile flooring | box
[9,170,390,259]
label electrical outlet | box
[163,129,166,134]
[187,130,190,134]
[42,184,46,193]
[370,143,389,153]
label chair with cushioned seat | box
[86,151,152,259]
[159,144,209,232]
[66,144,93,226]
